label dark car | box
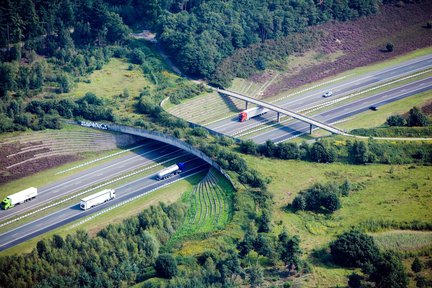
[369,106,378,111]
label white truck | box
[156,163,185,180]
[1,187,38,210]
[80,189,115,210]
[238,107,269,122]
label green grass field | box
[66,58,149,100]
[371,230,432,252]
[243,155,432,287]
[164,168,235,251]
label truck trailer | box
[80,189,115,210]
[238,107,269,122]
[156,163,185,180]
[1,187,38,210]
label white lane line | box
[235,70,432,138]
[0,152,189,228]
[42,145,171,192]
[55,143,150,175]
[68,166,208,229]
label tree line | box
[240,138,432,165]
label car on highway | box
[322,91,333,97]
[369,106,379,111]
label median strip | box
[68,167,206,229]
[0,153,188,229]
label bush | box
[155,254,178,279]
[370,251,408,288]
[387,114,406,126]
[408,107,428,127]
[330,230,380,268]
[386,42,394,52]
[309,142,337,163]
[292,182,342,214]
[412,257,423,273]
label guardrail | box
[105,123,237,189]
[217,89,349,136]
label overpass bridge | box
[217,89,348,136]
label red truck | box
[238,107,269,122]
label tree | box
[57,74,71,93]
[309,142,337,163]
[248,264,264,287]
[370,252,408,288]
[411,257,423,273]
[259,140,276,157]
[276,142,300,159]
[386,42,394,52]
[155,254,178,279]
[280,235,302,272]
[340,179,351,196]
[330,230,380,268]
[407,107,428,127]
[322,193,341,212]
[348,273,363,288]
[291,195,306,211]
[240,140,258,155]
[348,141,369,164]
[257,209,271,233]
[386,114,406,126]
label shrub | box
[408,107,428,127]
[330,230,380,268]
[412,257,423,273]
[386,42,394,52]
[387,114,406,126]
[155,254,178,279]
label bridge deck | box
[217,89,348,135]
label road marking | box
[0,153,188,228]
[55,143,149,175]
[68,166,207,229]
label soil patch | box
[263,2,432,97]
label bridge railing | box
[106,123,237,189]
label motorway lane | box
[250,77,432,144]
[0,139,188,222]
[0,158,209,251]
[207,54,432,136]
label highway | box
[251,77,432,143]
[0,158,209,251]
[0,138,188,222]
[206,54,432,141]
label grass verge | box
[0,172,205,257]
[243,155,432,287]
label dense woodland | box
[0,1,431,287]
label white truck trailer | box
[238,107,269,122]
[156,163,186,180]
[80,189,115,210]
[1,187,38,210]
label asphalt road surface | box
[0,138,188,222]
[207,54,432,139]
[0,158,208,251]
[251,77,432,143]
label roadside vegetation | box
[1,1,431,287]
[352,105,432,137]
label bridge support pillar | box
[245,101,249,110]
[309,124,313,134]
[277,112,281,123]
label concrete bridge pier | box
[309,124,313,134]
[277,112,281,123]
[245,101,249,110]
